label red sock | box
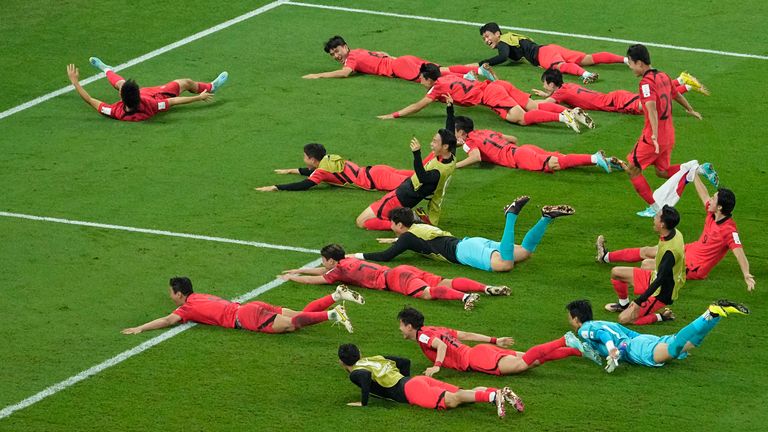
[447,65,476,74]
[106,70,124,88]
[559,62,586,76]
[608,248,642,263]
[541,347,581,362]
[521,337,566,365]
[303,294,335,312]
[630,175,655,204]
[634,314,660,325]
[474,389,494,403]
[363,218,392,231]
[291,311,329,328]
[667,164,681,176]
[676,84,688,94]
[196,82,213,93]
[523,110,560,125]
[450,278,486,292]
[536,102,566,113]
[611,279,629,298]
[429,285,466,301]
[591,52,625,64]
[557,154,593,169]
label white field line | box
[286,1,768,61]
[0,258,322,420]
[0,211,319,254]
[0,0,289,122]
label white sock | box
[619,298,630,307]
[603,252,611,263]
[591,154,598,163]
[462,294,469,302]
[331,291,340,302]
[676,76,684,85]
[327,310,337,320]
[488,391,497,403]
[581,71,591,78]
[558,112,567,122]
[656,313,663,322]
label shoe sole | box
[541,205,575,218]
[715,300,750,315]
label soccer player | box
[121,276,359,335]
[337,344,524,417]
[603,206,685,325]
[597,176,754,292]
[304,35,494,81]
[281,244,511,311]
[533,68,709,115]
[475,22,627,83]
[254,143,413,192]
[397,307,586,377]
[66,57,227,122]
[566,299,750,373]
[377,63,583,132]
[355,196,573,272]
[453,115,613,172]
[621,44,703,215]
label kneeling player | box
[338,344,524,417]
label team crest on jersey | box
[641,84,651,98]
[418,334,431,344]
[158,101,167,110]
[733,232,741,245]
[100,106,112,116]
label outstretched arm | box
[167,91,213,107]
[456,330,514,347]
[731,248,755,292]
[66,64,104,111]
[673,93,702,120]
[456,149,482,168]
[303,67,354,79]
[282,266,326,276]
[121,313,182,334]
[378,96,434,119]
[279,274,328,284]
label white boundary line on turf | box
[0,211,319,254]
[0,0,289,122]
[285,1,768,61]
[0,258,322,421]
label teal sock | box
[666,316,719,357]
[521,217,553,253]
[499,213,518,261]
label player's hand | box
[604,355,619,373]
[254,186,278,192]
[745,274,755,292]
[651,135,660,154]
[274,169,295,175]
[531,89,549,97]
[496,337,515,347]
[303,74,320,79]
[198,90,214,102]
[686,109,703,120]
[443,94,454,106]
[376,238,397,244]
[346,402,363,407]
[277,274,294,281]
[377,114,395,120]
[423,366,440,377]
[410,137,421,152]
[282,269,301,274]
[66,64,80,84]
[121,327,142,335]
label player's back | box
[173,293,239,328]
[311,155,365,188]
[417,326,471,370]
[464,129,516,167]
[345,49,393,76]
[330,258,389,289]
[430,75,486,106]
[639,70,678,146]
[99,95,161,122]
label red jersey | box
[97,95,170,122]
[639,70,679,147]
[323,258,390,290]
[344,49,394,76]
[416,326,471,371]
[685,206,742,277]
[462,129,517,168]
[307,157,365,188]
[551,83,640,114]
[426,75,486,106]
[172,293,238,328]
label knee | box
[617,315,631,325]
[655,168,670,179]
[443,393,459,408]
[355,215,367,228]
[493,261,514,272]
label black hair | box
[454,116,474,134]
[419,63,441,81]
[480,22,501,35]
[716,188,736,216]
[389,207,415,228]
[169,277,193,296]
[541,68,564,87]
[120,79,141,112]
[338,343,361,366]
[566,299,593,324]
[303,143,327,161]
[659,205,681,230]
[321,244,346,261]
[397,306,424,330]
[324,35,347,53]
[437,128,457,154]
[627,44,651,65]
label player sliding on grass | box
[281,244,511,311]
[67,57,227,122]
[533,68,709,115]
[121,276,359,335]
[356,197,573,272]
[255,143,413,192]
[337,344,524,417]
[566,299,750,373]
[304,35,494,81]
[473,22,627,84]
[377,63,585,132]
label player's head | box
[321,243,346,269]
[654,205,680,233]
[433,128,457,156]
[566,299,593,329]
[397,306,424,339]
[338,343,361,369]
[711,188,736,216]
[418,63,441,88]
[169,276,193,305]
[479,22,502,48]
[389,207,415,235]
[303,143,327,168]
[324,35,350,63]
[627,44,651,76]
[119,79,141,112]
[454,116,474,141]
[541,68,564,91]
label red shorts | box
[236,301,283,333]
[366,165,413,191]
[684,245,709,280]
[632,268,667,316]
[627,136,673,171]
[404,375,459,410]
[513,144,560,173]
[391,55,427,81]
[482,81,529,119]
[385,265,442,296]
[467,344,517,375]
[140,81,181,100]
[537,44,586,69]
[369,190,403,220]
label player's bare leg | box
[504,106,528,125]
[355,206,377,228]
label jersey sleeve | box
[323,267,342,283]
[156,99,170,112]
[349,369,373,406]
[97,102,117,118]
[344,51,359,71]
[307,168,333,184]
[725,227,743,250]
[639,76,657,104]
[479,42,511,66]
[417,330,436,348]
[426,81,447,101]
[172,304,191,322]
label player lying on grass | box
[281,244,510,311]
[121,276,360,335]
[304,35,495,81]
[533,68,709,115]
[603,205,685,325]
[255,143,413,192]
[397,307,592,378]
[337,344,524,417]
[597,177,754,292]
[377,63,585,132]
[453,115,614,172]
[566,298,750,373]
[355,197,573,272]
[473,22,627,84]
[66,57,227,122]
